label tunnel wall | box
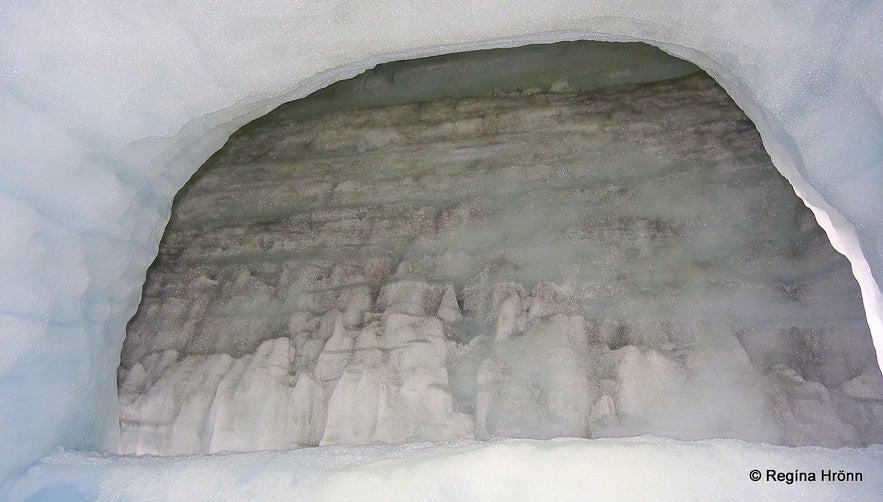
[0,0,881,484]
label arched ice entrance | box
[0,0,880,485]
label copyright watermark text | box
[749,469,863,484]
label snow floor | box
[5,436,882,501]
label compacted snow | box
[1,0,882,499]
[6,437,883,501]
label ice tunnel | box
[1,1,882,500]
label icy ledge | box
[1,0,882,486]
[6,437,883,501]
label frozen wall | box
[0,0,881,487]
[119,63,881,454]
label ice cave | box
[1,1,882,501]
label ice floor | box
[6,437,882,501]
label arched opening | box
[2,3,881,497]
[117,42,882,456]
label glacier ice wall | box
[0,0,881,485]
[119,64,882,455]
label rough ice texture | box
[118,64,882,455]
[6,438,883,501]
[1,0,882,489]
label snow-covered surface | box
[6,437,883,501]
[0,0,882,490]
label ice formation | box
[118,51,883,455]
[0,0,881,498]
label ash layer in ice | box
[119,50,883,456]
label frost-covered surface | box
[118,64,882,456]
[6,437,883,501]
[1,0,882,489]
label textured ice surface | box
[1,0,882,489]
[119,63,882,455]
[6,437,883,501]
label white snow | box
[5,437,883,501]
[0,0,881,495]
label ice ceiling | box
[0,0,881,490]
